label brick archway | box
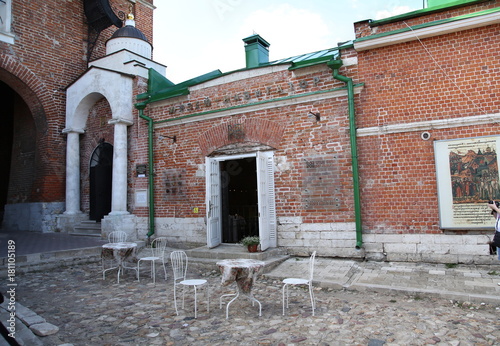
[198,118,285,156]
[0,54,49,131]
[0,54,62,205]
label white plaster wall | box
[89,50,166,80]
[106,38,152,60]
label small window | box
[0,0,14,44]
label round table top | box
[216,258,265,269]
[102,242,137,250]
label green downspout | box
[327,58,363,249]
[136,103,155,238]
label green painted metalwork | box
[427,0,477,8]
[138,69,223,103]
[357,6,500,43]
[137,106,155,238]
[327,58,363,249]
[243,34,270,68]
[369,0,490,27]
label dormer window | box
[0,0,14,44]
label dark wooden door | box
[89,143,113,221]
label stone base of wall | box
[278,218,498,264]
[101,213,137,241]
[132,216,498,264]
[56,212,88,233]
[136,216,206,248]
[2,202,65,233]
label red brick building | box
[0,0,156,233]
[1,0,499,264]
[352,0,500,262]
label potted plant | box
[240,236,260,253]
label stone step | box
[70,221,101,237]
[0,240,147,276]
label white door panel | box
[257,151,276,250]
[206,157,221,248]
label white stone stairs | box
[70,220,102,237]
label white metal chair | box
[137,237,168,283]
[102,232,136,282]
[282,251,316,316]
[170,250,209,318]
[108,231,128,243]
[102,231,129,279]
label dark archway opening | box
[89,142,113,221]
[220,157,258,243]
[0,81,15,224]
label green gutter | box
[136,103,155,238]
[327,58,363,249]
[369,0,490,27]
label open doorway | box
[89,142,113,221]
[220,158,258,243]
[206,151,276,250]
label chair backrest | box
[150,237,168,257]
[170,250,188,283]
[308,251,317,282]
[108,231,127,243]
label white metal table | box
[216,258,265,319]
[101,242,138,283]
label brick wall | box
[354,4,500,238]
[1,1,154,231]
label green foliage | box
[240,236,260,246]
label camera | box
[488,200,500,207]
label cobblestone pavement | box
[1,261,499,346]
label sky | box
[152,0,425,83]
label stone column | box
[109,118,133,215]
[62,128,85,214]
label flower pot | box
[247,244,258,253]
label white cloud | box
[238,4,333,60]
[375,6,415,19]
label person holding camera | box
[487,201,500,267]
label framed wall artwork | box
[434,136,500,230]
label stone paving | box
[1,258,500,346]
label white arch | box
[64,67,134,218]
[66,67,134,130]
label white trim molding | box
[155,85,364,129]
[357,112,500,137]
[354,10,500,51]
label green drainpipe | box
[137,104,155,238]
[327,58,363,249]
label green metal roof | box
[267,47,340,70]
[367,0,490,27]
[355,6,500,43]
[137,69,223,103]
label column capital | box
[62,127,85,134]
[108,118,134,126]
